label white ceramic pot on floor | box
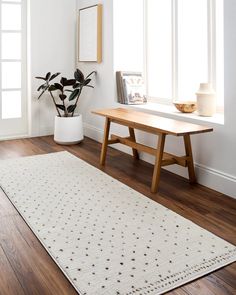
[54,114,84,145]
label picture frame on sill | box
[116,71,147,105]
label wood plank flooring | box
[0,136,235,295]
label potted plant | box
[36,69,95,144]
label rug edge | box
[0,185,83,295]
[1,152,236,295]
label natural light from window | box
[113,0,144,72]
[177,0,208,101]
[146,0,224,107]
[147,0,172,99]
[1,0,23,119]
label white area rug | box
[0,152,235,295]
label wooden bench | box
[92,108,213,193]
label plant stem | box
[49,91,61,117]
[62,92,68,117]
[72,87,82,117]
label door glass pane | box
[2,62,21,89]
[1,4,21,30]
[147,0,172,99]
[1,33,21,59]
[2,90,21,119]
[178,0,208,101]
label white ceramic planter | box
[196,83,216,117]
[54,114,84,145]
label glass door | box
[0,0,27,138]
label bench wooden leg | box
[184,134,196,183]
[100,118,111,166]
[128,127,139,160]
[151,133,166,193]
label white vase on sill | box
[196,83,216,117]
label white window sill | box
[127,102,224,126]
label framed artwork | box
[78,4,102,63]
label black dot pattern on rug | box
[0,151,235,295]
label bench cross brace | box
[100,120,196,193]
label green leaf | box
[54,83,63,92]
[37,92,45,99]
[60,77,76,86]
[49,72,61,81]
[67,104,77,113]
[73,82,81,89]
[48,85,57,91]
[35,76,46,81]
[74,69,84,83]
[37,84,46,91]
[85,71,96,80]
[45,72,51,80]
[64,79,76,86]
[56,104,66,111]
[59,94,67,101]
[37,86,49,99]
[60,77,67,86]
[68,88,80,101]
[83,78,91,86]
[64,89,73,93]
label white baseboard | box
[195,163,236,198]
[83,122,236,199]
[0,126,54,141]
[30,125,54,138]
[84,123,103,143]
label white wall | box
[75,0,117,127]
[30,0,77,136]
[76,0,236,198]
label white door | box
[0,0,27,139]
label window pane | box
[2,62,21,89]
[2,90,21,119]
[113,0,144,71]
[178,0,208,101]
[1,33,21,59]
[1,4,21,30]
[147,0,172,99]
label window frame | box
[144,0,223,107]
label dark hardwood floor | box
[0,136,235,295]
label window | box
[145,0,224,106]
[0,0,27,137]
[113,0,144,72]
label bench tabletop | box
[92,108,213,136]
